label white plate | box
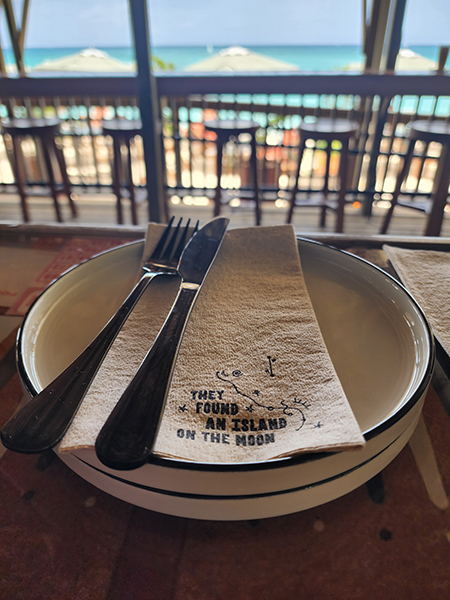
[17,238,434,520]
[59,408,422,521]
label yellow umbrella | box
[394,49,438,72]
[33,48,134,73]
[345,49,439,73]
[185,46,298,72]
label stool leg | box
[250,134,261,226]
[320,143,332,228]
[163,189,170,223]
[214,139,224,217]
[424,144,450,236]
[41,135,63,223]
[380,139,415,234]
[54,136,78,217]
[6,135,30,222]
[336,140,349,233]
[126,139,138,225]
[287,137,306,224]
[112,137,124,224]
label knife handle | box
[1,273,157,454]
[95,283,199,471]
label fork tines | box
[152,217,199,266]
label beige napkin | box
[383,245,450,355]
[60,224,365,462]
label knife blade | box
[95,217,229,470]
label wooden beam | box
[18,0,30,54]
[0,73,448,99]
[129,0,166,223]
[384,0,407,72]
[2,0,25,75]
[365,0,391,73]
[0,39,7,76]
[155,72,450,97]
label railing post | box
[361,0,407,216]
[128,0,166,223]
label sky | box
[1,0,450,48]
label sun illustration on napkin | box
[215,357,310,431]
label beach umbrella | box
[32,48,134,73]
[345,48,438,73]
[184,46,298,72]
[394,49,438,72]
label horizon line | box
[0,43,441,51]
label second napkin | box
[383,244,450,355]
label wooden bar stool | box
[102,119,144,225]
[287,118,359,233]
[380,120,450,236]
[204,120,261,226]
[1,117,77,223]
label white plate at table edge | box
[15,237,434,518]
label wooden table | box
[1,223,450,599]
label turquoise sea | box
[2,44,444,73]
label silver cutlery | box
[1,217,198,454]
[95,216,229,471]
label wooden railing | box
[1,73,449,211]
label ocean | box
[2,44,444,73]
[3,45,447,116]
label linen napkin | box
[60,224,365,462]
[383,245,450,355]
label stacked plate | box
[17,238,434,520]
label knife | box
[95,217,229,471]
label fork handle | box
[95,283,199,471]
[1,272,161,454]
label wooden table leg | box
[126,139,138,225]
[424,144,450,237]
[336,140,349,234]
[287,137,306,224]
[112,137,124,225]
[54,136,78,217]
[380,139,416,235]
[320,143,332,228]
[41,135,63,223]
[250,134,261,226]
[214,139,224,217]
[6,135,30,222]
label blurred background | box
[0,0,449,233]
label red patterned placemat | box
[6,236,136,316]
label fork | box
[1,216,198,454]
